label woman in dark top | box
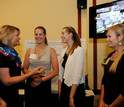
[0,25,44,107]
[99,24,124,107]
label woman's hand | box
[31,75,41,79]
[30,81,40,88]
[34,77,43,83]
[30,77,43,88]
[32,66,44,75]
[99,100,106,107]
[69,97,75,107]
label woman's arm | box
[0,97,7,107]
[58,80,62,100]
[69,84,78,107]
[99,84,105,107]
[23,48,40,79]
[0,66,44,86]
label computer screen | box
[89,0,124,38]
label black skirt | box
[25,77,52,107]
[59,80,85,107]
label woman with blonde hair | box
[0,25,44,107]
[99,24,124,107]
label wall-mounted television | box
[89,0,124,38]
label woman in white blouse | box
[58,26,85,107]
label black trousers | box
[59,81,85,107]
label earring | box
[118,42,122,46]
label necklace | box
[111,50,124,60]
[35,45,47,56]
[111,46,124,59]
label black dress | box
[102,53,124,106]
[0,53,24,107]
[25,77,52,107]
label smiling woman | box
[23,26,59,107]
[99,24,124,107]
[34,26,48,45]
[58,26,85,107]
[10,30,21,47]
[0,25,44,107]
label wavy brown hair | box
[63,26,81,55]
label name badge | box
[29,54,38,59]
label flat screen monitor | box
[89,0,124,38]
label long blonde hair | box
[109,51,124,73]
[109,24,124,73]
[63,26,81,55]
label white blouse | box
[59,46,85,87]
